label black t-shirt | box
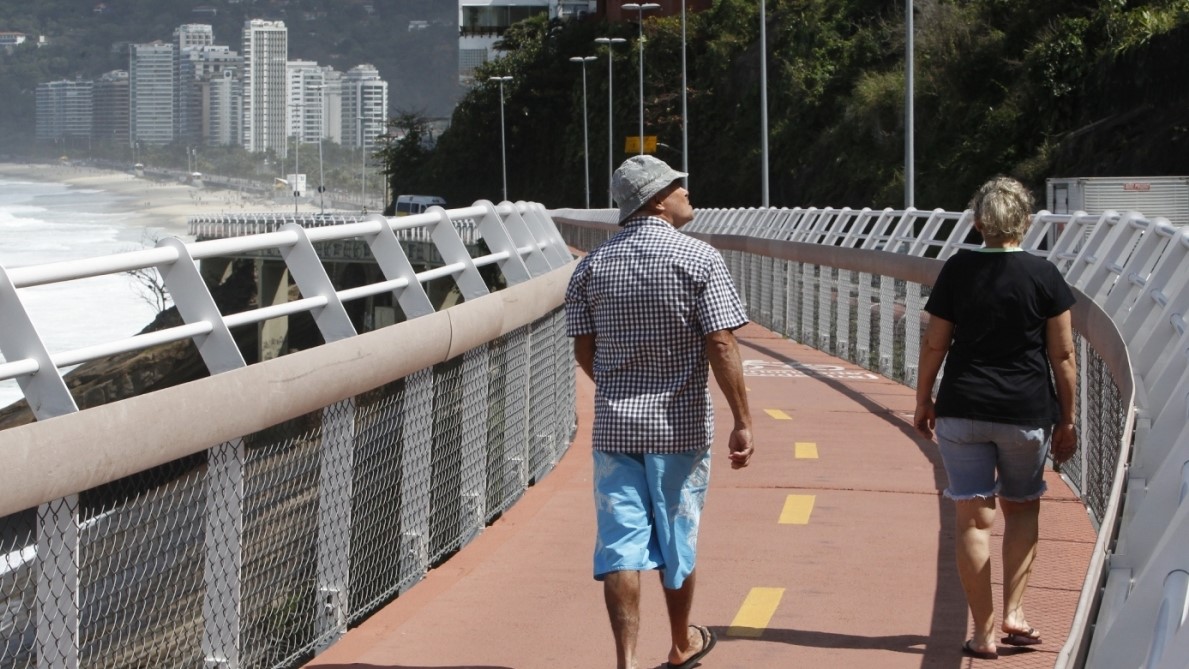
[924,249,1076,426]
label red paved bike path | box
[305,323,1095,669]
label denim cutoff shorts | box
[934,417,1051,502]
[591,446,711,590]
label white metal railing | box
[554,205,1189,669]
[0,201,578,669]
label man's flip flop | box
[1001,628,1043,646]
[962,640,998,660]
[666,625,717,669]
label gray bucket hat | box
[611,155,688,225]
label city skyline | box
[35,18,392,156]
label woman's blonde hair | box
[968,176,1034,243]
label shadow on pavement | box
[737,337,966,667]
[712,627,930,654]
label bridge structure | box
[0,199,1186,668]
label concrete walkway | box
[305,323,1096,669]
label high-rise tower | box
[174,24,215,143]
[341,64,388,152]
[130,41,176,145]
[241,19,288,153]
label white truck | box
[1046,176,1189,226]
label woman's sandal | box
[1001,627,1043,646]
[962,640,999,660]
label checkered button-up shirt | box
[565,216,748,454]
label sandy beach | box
[0,161,328,238]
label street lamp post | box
[595,36,626,207]
[680,0,688,190]
[760,0,770,207]
[905,0,915,209]
[621,3,660,156]
[489,76,513,202]
[569,56,597,209]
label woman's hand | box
[1052,423,1077,464]
[914,400,936,440]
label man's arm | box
[705,329,753,469]
[574,334,596,381]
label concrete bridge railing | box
[0,201,577,668]
[554,205,1188,669]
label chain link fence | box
[0,309,575,669]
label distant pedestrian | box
[914,176,1077,660]
[565,155,754,669]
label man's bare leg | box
[662,569,704,666]
[604,571,641,669]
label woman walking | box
[914,176,1078,660]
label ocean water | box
[0,175,170,409]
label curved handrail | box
[552,207,1165,668]
[0,263,575,518]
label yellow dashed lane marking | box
[728,587,785,637]
[795,442,818,459]
[764,409,791,420]
[779,494,816,525]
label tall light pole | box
[569,56,597,209]
[595,36,626,207]
[622,3,660,156]
[905,0,915,208]
[489,76,513,202]
[680,0,688,190]
[760,0,770,207]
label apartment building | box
[341,64,388,152]
[241,19,288,153]
[200,59,244,147]
[129,41,176,145]
[286,60,328,147]
[35,79,93,142]
[93,70,130,146]
[174,24,215,143]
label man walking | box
[564,155,754,669]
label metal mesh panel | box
[527,317,557,482]
[0,511,35,669]
[347,379,407,620]
[784,261,804,343]
[818,266,839,356]
[1073,337,1126,527]
[554,309,577,457]
[856,272,877,371]
[78,463,207,669]
[457,346,492,543]
[239,414,322,669]
[486,328,531,518]
[427,357,466,565]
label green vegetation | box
[386,0,1189,211]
